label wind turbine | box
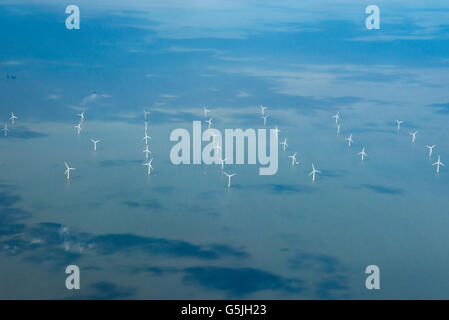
[261,115,268,126]
[223,171,236,188]
[77,111,85,122]
[219,157,227,171]
[144,110,150,121]
[345,134,353,148]
[10,112,18,125]
[280,138,288,151]
[433,155,445,174]
[203,106,211,118]
[309,163,321,182]
[410,131,418,143]
[395,120,404,132]
[90,139,101,151]
[205,118,212,129]
[273,126,280,136]
[426,145,437,157]
[64,162,76,180]
[260,105,268,115]
[358,147,368,161]
[143,145,152,159]
[288,153,298,166]
[2,124,8,137]
[74,123,82,135]
[143,133,151,145]
[337,124,340,135]
[143,158,153,175]
[332,112,340,124]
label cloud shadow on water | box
[287,252,349,299]
[69,281,137,300]
[360,184,405,195]
[89,233,249,260]
[183,266,303,297]
[3,126,48,139]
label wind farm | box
[1,0,449,302]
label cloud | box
[80,93,111,106]
[0,60,23,66]
[236,90,251,98]
[47,94,61,100]
[163,46,222,54]
[210,64,449,107]
[160,94,177,99]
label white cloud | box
[80,93,111,106]
[236,90,251,98]
[160,94,177,99]
[0,60,23,66]
[211,63,449,106]
[47,94,61,100]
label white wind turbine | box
[337,124,340,135]
[143,158,153,175]
[280,138,288,151]
[223,171,236,188]
[143,133,151,145]
[309,164,321,182]
[260,105,268,115]
[288,153,299,166]
[219,157,227,171]
[395,120,404,132]
[203,106,211,118]
[74,123,82,135]
[77,111,85,122]
[90,139,101,151]
[358,147,368,161]
[205,118,212,129]
[64,162,76,180]
[426,145,437,157]
[10,112,18,125]
[345,134,353,148]
[433,155,445,174]
[332,112,340,124]
[261,115,268,126]
[144,110,150,121]
[410,131,418,143]
[273,126,280,137]
[143,145,152,159]
[2,124,9,137]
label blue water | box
[0,1,449,299]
